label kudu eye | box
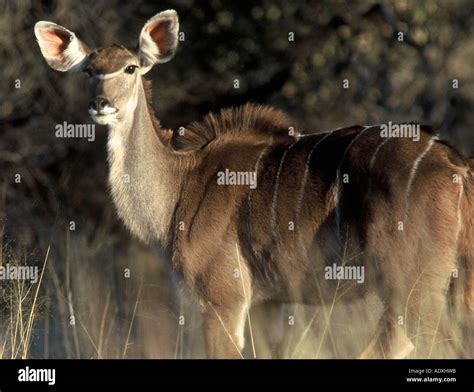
[84,67,93,77]
[124,65,138,74]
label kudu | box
[35,9,474,359]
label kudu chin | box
[35,9,474,359]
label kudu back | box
[35,9,474,358]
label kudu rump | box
[35,10,474,358]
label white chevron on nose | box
[93,69,123,79]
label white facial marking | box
[93,69,124,80]
[89,105,118,125]
[91,113,118,125]
[101,106,118,115]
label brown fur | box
[172,103,298,151]
[158,116,473,358]
[87,46,135,73]
[37,27,474,359]
[459,158,474,311]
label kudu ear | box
[34,21,91,72]
[138,10,179,74]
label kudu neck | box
[105,79,181,245]
[108,79,170,155]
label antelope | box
[35,9,474,359]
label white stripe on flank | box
[455,179,464,250]
[247,136,275,256]
[271,140,298,232]
[296,128,334,139]
[329,124,372,133]
[333,126,372,238]
[294,131,334,220]
[369,137,391,172]
[247,136,274,207]
[366,137,391,199]
[404,136,438,220]
[254,136,274,176]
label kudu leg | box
[361,273,459,359]
[359,311,414,359]
[264,303,286,359]
[202,303,248,359]
[252,301,286,358]
[412,290,459,358]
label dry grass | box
[1,228,471,359]
[0,229,182,359]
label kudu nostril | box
[89,96,110,113]
[96,96,110,111]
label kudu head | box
[34,10,179,125]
